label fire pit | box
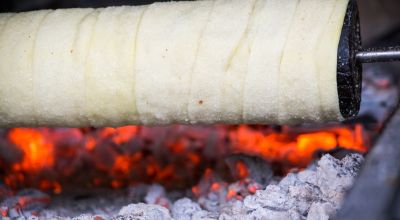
[0,0,399,219]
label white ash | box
[144,184,172,208]
[172,198,201,220]
[240,154,363,220]
[114,203,172,220]
[307,202,335,220]
[72,214,106,220]
[185,154,362,220]
[1,154,363,220]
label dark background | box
[0,0,399,46]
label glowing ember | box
[0,124,367,194]
[235,161,249,179]
[230,125,367,167]
[8,128,54,172]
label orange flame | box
[8,128,54,172]
[231,125,367,166]
[235,161,249,179]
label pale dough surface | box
[0,0,348,127]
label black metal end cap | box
[337,0,362,119]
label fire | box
[113,155,131,175]
[85,136,97,151]
[231,125,366,167]
[235,161,249,179]
[8,128,54,172]
[112,126,139,145]
[0,124,367,193]
[211,182,221,191]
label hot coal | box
[0,124,367,193]
[0,154,363,219]
[0,188,50,219]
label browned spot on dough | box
[70,49,74,53]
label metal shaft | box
[356,46,400,63]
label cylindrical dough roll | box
[0,0,352,127]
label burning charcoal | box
[16,189,50,209]
[0,206,8,218]
[0,188,50,219]
[225,154,273,185]
[193,169,226,198]
[144,184,172,208]
[171,198,202,220]
[196,180,238,213]
[225,179,263,201]
[2,203,23,218]
[0,151,364,219]
[116,203,172,220]
[192,170,229,212]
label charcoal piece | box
[224,154,272,185]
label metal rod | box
[356,46,400,63]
